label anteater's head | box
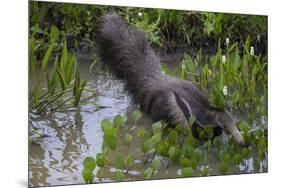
[215,111,246,146]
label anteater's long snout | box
[224,122,246,146]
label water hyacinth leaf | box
[171,147,181,161]
[182,167,193,177]
[202,63,209,87]
[180,158,191,168]
[41,43,55,71]
[185,54,197,76]
[233,153,242,165]
[152,133,162,144]
[66,53,75,84]
[243,35,251,54]
[141,138,154,153]
[181,62,187,80]
[213,137,221,149]
[152,121,163,134]
[126,153,134,167]
[168,130,179,144]
[48,55,59,91]
[151,158,161,170]
[115,170,125,181]
[73,69,80,95]
[155,140,169,157]
[103,135,117,150]
[199,128,214,140]
[254,158,261,172]
[50,25,60,41]
[56,68,67,90]
[201,167,209,176]
[132,110,142,123]
[221,152,231,163]
[102,143,109,154]
[238,121,249,133]
[192,149,201,163]
[211,50,221,68]
[185,134,197,147]
[137,128,147,138]
[115,154,126,169]
[124,133,133,145]
[113,115,124,128]
[96,153,106,167]
[219,161,229,175]
[232,91,240,104]
[190,158,198,170]
[101,119,113,133]
[60,40,68,71]
[82,168,94,183]
[83,157,96,170]
[242,147,251,159]
[144,167,153,179]
[73,80,87,107]
[175,124,185,134]
[204,140,212,152]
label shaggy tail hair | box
[96,13,161,80]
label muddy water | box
[28,52,266,187]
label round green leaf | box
[180,158,191,168]
[201,167,209,176]
[101,119,113,132]
[132,110,142,123]
[137,128,147,138]
[144,167,153,179]
[113,115,124,128]
[115,154,125,169]
[152,121,163,134]
[124,133,133,145]
[141,138,154,153]
[182,167,193,177]
[83,157,96,170]
[104,135,117,150]
[126,153,134,167]
[82,168,94,183]
[151,159,161,170]
[115,170,125,181]
[242,147,251,159]
[96,153,106,167]
[155,140,169,157]
[168,130,179,144]
[151,133,161,144]
[219,161,229,174]
[233,153,242,165]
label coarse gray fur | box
[96,13,245,146]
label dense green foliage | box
[28,1,267,183]
[29,25,88,114]
[29,1,267,55]
[82,109,267,182]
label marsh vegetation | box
[29,1,267,187]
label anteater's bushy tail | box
[96,13,161,80]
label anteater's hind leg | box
[148,91,191,145]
